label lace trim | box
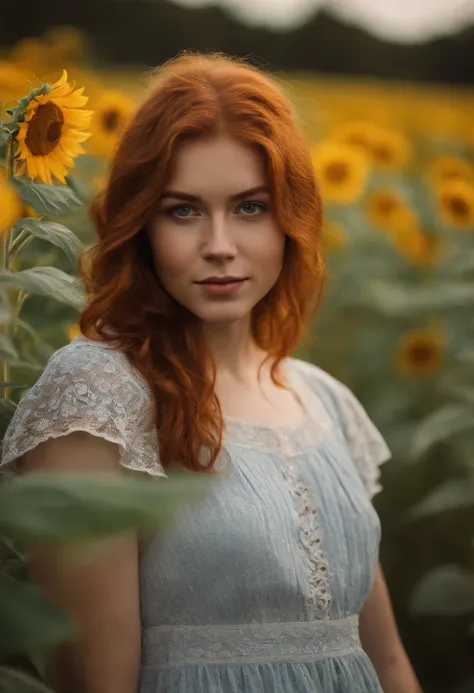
[142,616,360,668]
[289,359,391,498]
[0,341,167,478]
[223,416,323,457]
[338,392,391,497]
[281,458,332,619]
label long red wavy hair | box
[80,52,325,473]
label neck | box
[203,318,264,378]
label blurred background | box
[1,2,474,692]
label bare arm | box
[359,563,422,693]
[21,432,141,693]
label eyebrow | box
[160,185,271,203]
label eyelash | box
[164,201,269,219]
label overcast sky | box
[171,0,474,41]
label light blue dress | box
[1,338,391,693]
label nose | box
[201,214,237,262]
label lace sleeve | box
[293,359,390,498]
[334,383,391,498]
[0,341,167,478]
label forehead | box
[166,134,268,197]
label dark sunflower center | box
[372,144,392,164]
[326,162,349,183]
[25,102,64,156]
[408,343,435,365]
[102,109,120,132]
[448,196,470,219]
[443,167,462,180]
[346,134,369,148]
[376,197,397,215]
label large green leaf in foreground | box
[0,471,214,542]
[0,268,84,309]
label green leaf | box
[0,268,84,309]
[0,292,12,327]
[458,349,474,365]
[0,129,12,147]
[0,382,26,391]
[13,218,83,267]
[65,174,91,202]
[366,281,474,315]
[412,405,474,457]
[0,335,18,362]
[0,399,17,439]
[0,472,213,542]
[5,105,26,124]
[0,574,73,654]
[411,564,474,616]
[0,667,53,693]
[409,478,474,519]
[0,535,28,563]
[10,179,82,216]
[440,381,474,404]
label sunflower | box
[311,142,369,205]
[430,155,474,185]
[0,170,23,233]
[330,120,379,155]
[15,70,93,185]
[330,122,410,171]
[88,91,135,158]
[369,127,411,171]
[395,328,445,377]
[437,180,474,229]
[322,221,347,252]
[366,189,410,230]
[391,227,442,268]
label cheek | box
[253,227,286,272]
[149,227,193,276]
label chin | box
[194,305,251,325]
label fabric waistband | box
[142,615,360,669]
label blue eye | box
[238,202,267,216]
[169,206,195,219]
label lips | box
[195,277,248,296]
[197,277,247,285]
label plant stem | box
[1,132,17,398]
[5,138,14,179]
[8,229,32,264]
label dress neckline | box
[71,337,333,455]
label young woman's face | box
[148,134,285,325]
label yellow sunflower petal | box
[61,107,94,128]
[50,70,68,90]
[53,91,89,108]
[50,147,75,169]
[0,174,23,231]
[67,324,82,341]
[26,156,39,180]
[37,158,53,185]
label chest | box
[215,374,307,428]
[140,436,380,624]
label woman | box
[1,53,421,693]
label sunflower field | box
[0,25,473,693]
